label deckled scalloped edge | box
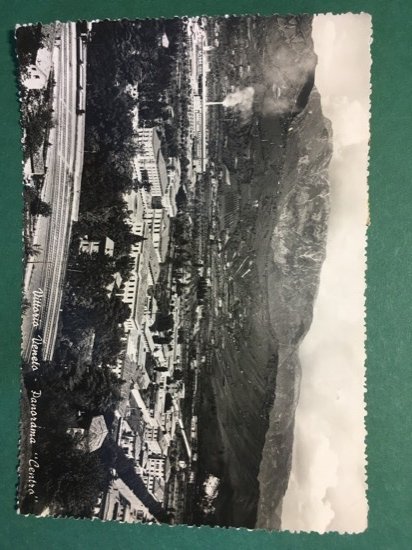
[13,11,372,536]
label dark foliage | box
[15,24,43,66]
[24,186,52,217]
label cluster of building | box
[187,19,215,176]
[88,119,193,523]
[80,22,217,524]
[99,478,157,523]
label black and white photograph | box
[16,13,370,532]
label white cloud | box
[324,97,370,152]
[281,13,371,533]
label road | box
[22,22,86,363]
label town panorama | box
[17,15,335,530]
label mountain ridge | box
[256,86,333,530]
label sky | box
[281,14,371,533]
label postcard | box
[16,13,371,532]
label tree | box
[175,186,187,211]
[153,334,172,345]
[52,449,107,517]
[165,392,173,411]
[34,430,108,518]
[115,255,135,278]
[15,23,43,65]
[151,312,174,333]
[24,239,41,261]
[173,369,183,381]
[21,295,31,315]
[37,200,52,217]
[71,365,124,415]
[26,185,52,217]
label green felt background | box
[1,0,411,548]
